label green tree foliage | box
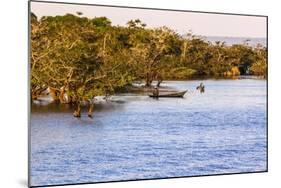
[250,45,267,77]
[127,21,183,86]
[31,13,267,107]
[31,14,107,102]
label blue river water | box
[30,79,267,186]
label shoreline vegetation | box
[31,12,267,118]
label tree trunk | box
[88,102,94,118]
[157,79,163,87]
[156,73,163,87]
[59,87,66,104]
[145,72,153,87]
[48,87,60,102]
[73,102,81,118]
[31,86,48,101]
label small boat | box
[149,90,187,98]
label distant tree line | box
[31,13,267,116]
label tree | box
[31,13,267,117]
[250,45,267,77]
[129,24,182,87]
[31,14,113,117]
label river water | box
[30,79,267,186]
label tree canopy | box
[31,12,267,107]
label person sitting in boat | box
[152,86,159,97]
[196,82,205,93]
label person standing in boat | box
[153,86,159,98]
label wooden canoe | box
[149,90,187,98]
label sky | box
[30,1,267,38]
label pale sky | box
[30,1,267,38]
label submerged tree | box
[31,13,130,117]
[31,13,267,117]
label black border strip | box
[28,0,269,187]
